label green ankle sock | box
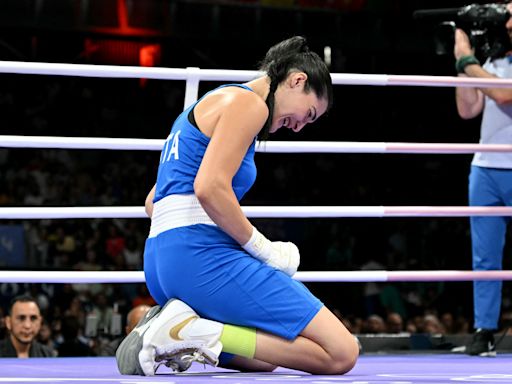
[219,324,256,358]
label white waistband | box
[148,194,216,238]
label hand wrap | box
[242,226,300,276]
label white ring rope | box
[3,61,512,88]
[1,206,512,219]
[2,135,512,154]
[0,270,510,283]
[0,61,260,81]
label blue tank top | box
[154,84,257,203]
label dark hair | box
[8,294,40,315]
[258,36,333,139]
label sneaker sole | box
[116,305,162,375]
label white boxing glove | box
[242,226,300,276]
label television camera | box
[413,3,511,61]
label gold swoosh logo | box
[169,316,197,341]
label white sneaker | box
[116,304,162,375]
[139,299,223,375]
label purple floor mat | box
[0,354,511,383]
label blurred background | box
[0,0,511,354]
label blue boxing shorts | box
[143,224,323,341]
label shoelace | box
[154,340,220,373]
[159,351,207,372]
[154,346,208,373]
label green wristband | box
[455,55,480,74]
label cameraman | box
[453,2,512,357]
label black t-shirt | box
[0,337,54,357]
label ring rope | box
[0,270,510,283]
[3,60,512,89]
[1,206,512,219]
[0,61,260,81]
[2,135,512,154]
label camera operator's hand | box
[454,29,474,60]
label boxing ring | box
[1,60,512,383]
